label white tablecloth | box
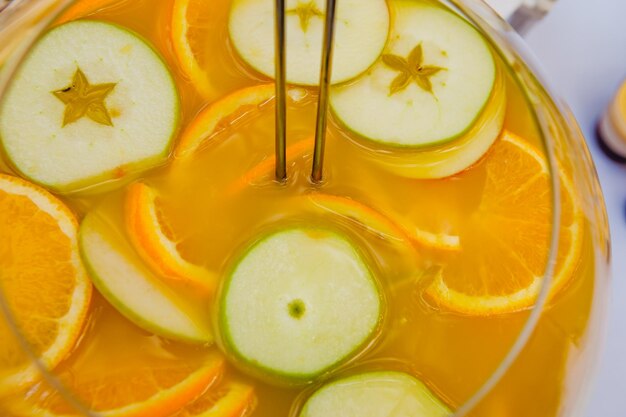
[523,1,626,415]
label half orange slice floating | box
[9,351,226,417]
[425,131,584,315]
[174,378,256,417]
[125,182,217,293]
[0,174,92,396]
[174,84,308,158]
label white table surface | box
[521,1,626,415]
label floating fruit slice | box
[0,174,92,396]
[299,371,450,417]
[174,378,256,417]
[171,0,230,98]
[175,84,307,158]
[125,182,217,293]
[425,131,584,315]
[228,136,314,194]
[331,0,499,147]
[219,228,381,381]
[0,20,179,193]
[228,0,390,85]
[176,84,273,157]
[8,351,226,417]
[55,0,121,23]
[307,193,411,245]
[79,210,213,343]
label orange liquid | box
[1,0,598,416]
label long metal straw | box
[274,0,287,181]
[311,0,338,183]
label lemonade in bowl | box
[0,0,610,416]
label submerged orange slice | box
[0,174,92,396]
[307,193,413,246]
[10,352,226,417]
[425,131,584,315]
[171,0,223,98]
[175,84,308,158]
[174,378,256,417]
[227,136,314,194]
[175,84,275,158]
[125,182,217,293]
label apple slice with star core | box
[330,0,505,178]
[0,20,180,193]
[228,0,390,85]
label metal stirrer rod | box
[311,0,338,183]
[274,0,287,181]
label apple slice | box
[218,228,382,382]
[228,0,389,85]
[0,20,179,193]
[79,209,213,344]
[299,371,451,417]
[330,0,505,177]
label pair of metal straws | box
[274,0,338,183]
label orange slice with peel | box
[174,84,307,158]
[228,138,461,251]
[171,0,226,98]
[307,193,460,252]
[425,131,584,315]
[125,182,217,293]
[8,352,226,417]
[0,174,92,396]
[307,193,412,246]
[227,136,314,194]
[174,378,256,417]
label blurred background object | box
[488,0,558,34]
[597,80,626,162]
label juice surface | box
[0,0,598,416]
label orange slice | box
[307,193,413,246]
[229,139,461,251]
[171,0,225,98]
[227,136,314,194]
[125,182,217,293]
[174,379,256,417]
[174,84,308,158]
[0,174,92,396]
[9,352,226,417]
[55,0,120,24]
[425,131,584,315]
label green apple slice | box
[228,0,389,85]
[0,20,180,193]
[79,210,212,344]
[369,78,505,179]
[219,228,382,381]
[330,0,501,149]
[300,371,451,417]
